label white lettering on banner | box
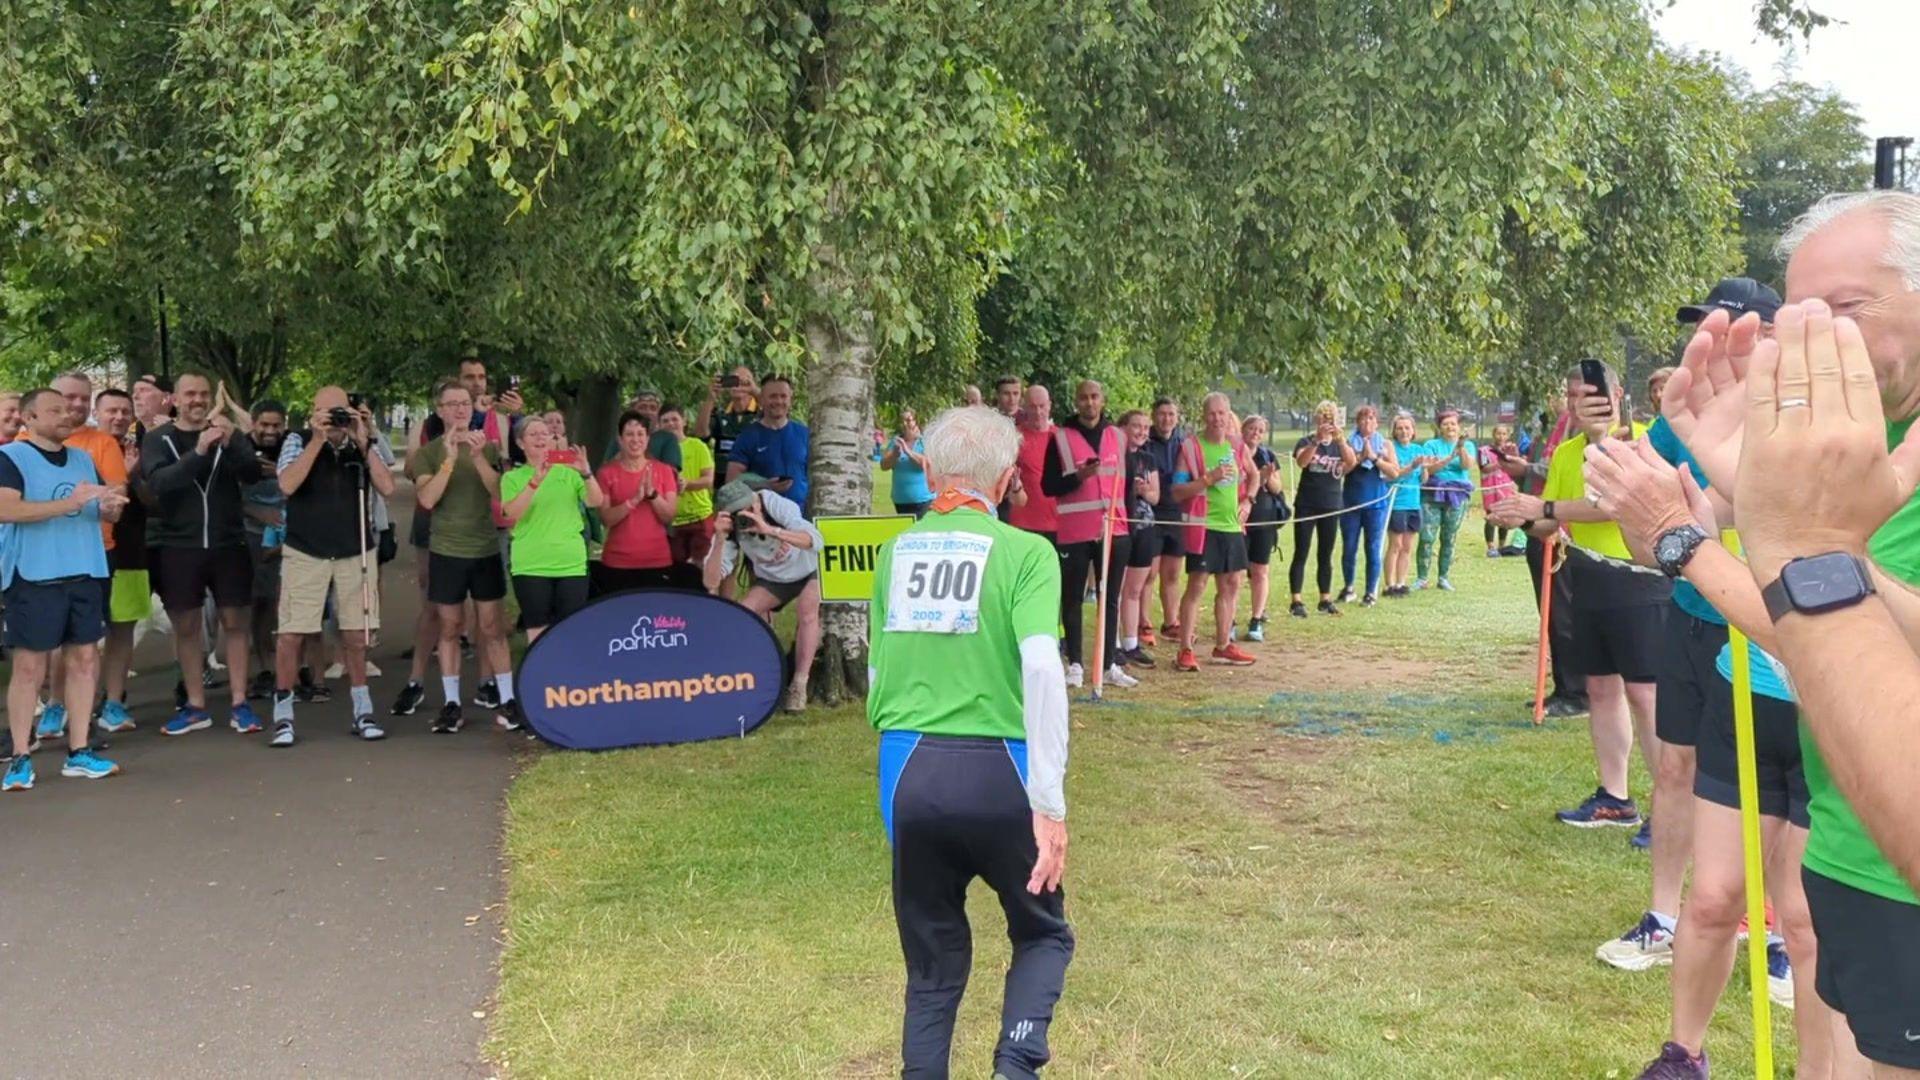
[884,532,993,635]
[608,615,690,656]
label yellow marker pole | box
[1727,623,1775,1080]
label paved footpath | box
[0,492,521,1079]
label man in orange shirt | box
[31,373,131,743]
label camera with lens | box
[327,405,355,430]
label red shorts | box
[669,517,715,565]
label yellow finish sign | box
[816,515,916,602]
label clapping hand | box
[1663,308,1765,496]
[1584,438,1715,567]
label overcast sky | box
[1657,0,1915,142]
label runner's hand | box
[1027,814,1068,894]
[98,488,129,514]
[1736,299,1920,577]
[122,442,141,474]
[68,482,110,506]
[1663,308,1763,495]
[1487,492,1541,528]
[1583,437,1710,568]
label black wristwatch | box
[1542,500,1557,520]
[1652,524,1709,579]
[1761,552,1876,623]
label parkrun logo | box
[608,614,689,656]
[544,671,758,709]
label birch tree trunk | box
[802,269,876,707]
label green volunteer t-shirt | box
[1800,416,1920,905]
[410,439,504,559]
[673,436,715,526]
[1200,438,1242,533]
[499,465,588,578]
[868,505,1062,740]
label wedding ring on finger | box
[1586,490,1602,507]
[1779,398,1811,410]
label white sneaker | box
[365,661,382,678]
[1104,664,1139,689]
[1595,912,1674,972]
[1065,663,1084,689]
[323,662,345,680]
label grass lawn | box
[490,492,1797,1077]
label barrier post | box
[1532,534,1557,725]
[1088,458,1122,702]
[1728,626,1775,1078]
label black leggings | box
[1057,535,1131,669]
[1289,514,1339,596]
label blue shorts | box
[4,576,107,652]
[1388,509,1422,534]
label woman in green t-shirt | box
[500,417,606,641]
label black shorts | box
[1246,518,1280,565]
[1130,521,1185,565]
[590,562,704,595]
[1388,509,1421,534]
[1569,601,1664,683]
[3,577,106,651]
[426,551,508,605]
[512,573,589,628]
[1692,678,1808,826]
[1185,531,1248,575]
[1654,612,1729,747]
[749,572,816,611]
[1803,868,1920,1069]
[154,545,254,613]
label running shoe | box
[1337,587,1356,604]
[1487,547,1503,559]
[1245,618,1265,643]
[459,634,474,659]
[1139,626,1158,647]
[474,680,502,710]
[1123,647,1156,668]
[270,721,296,748]
[323,661,345,681]
[246,670,275,701]
[390,681,427,717]
[161,707,213,737]
[1629,817,1654,850]
[96,700,136,734]
[1437,578,1455,591]
[1414,578,1429,590]
[1103,664,1139,689]
[784,680,809,713]
[1767,941,1794,1010]
[494,700,525,733]
[35,702,67,741]
[1289,601,1308,619]
[1556,787,1641,828]
[1211,644,1256,666]
[1635,1043,1707,1080]
[431,702,465,734]
[229,702,264,734]
[1317,599,1342,616]
[1362,593,1378,607]
[1160,623,1183,640]
[1174,648,1200,673]
[3,754,33,792]
[1596,911,1675,971]
[1065,663,1084,689]
[61,748,120,780]
[353,714,387,741]
[1544,696,1588,718]
[295,669,331,703]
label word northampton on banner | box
[816,514,915,603]
[519,589,786,749]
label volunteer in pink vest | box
[1170,391,1257,671]
[1039,380,1131,690]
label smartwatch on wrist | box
[1761,552,1876,622]
[1652,524,1709,579]
[1542,500,1557,520]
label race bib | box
[884,532,993,635]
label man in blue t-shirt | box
[0,388,130,789]
[726,374,811,508]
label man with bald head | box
[1040,380,1133,689]
[269,387,395,746]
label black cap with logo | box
[1677,277,1782,325]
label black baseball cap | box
[1677,277,1782,325]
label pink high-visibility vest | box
[1051,423,1124,544]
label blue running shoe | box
[97,700,136,734]
[36,702,67,741]
[1556,787,1642,828]
[1630,817,1654,850]
[1768,940,1794,1009]
[162,707,213,737]
[2,754,33,791]
[229,702,264,734]
[61,749,119,779]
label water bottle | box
[263,523,284,550]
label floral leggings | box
[1416,498,1466,581]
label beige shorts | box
[278,548,380,635]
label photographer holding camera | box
[703,474,822,713]
[267,388,394,746]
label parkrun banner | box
[520,588,785,749]
[817,514,915,602]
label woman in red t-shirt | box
[592,412,689,594]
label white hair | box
[923,405,1020,491]
[1776,190,1920,292]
